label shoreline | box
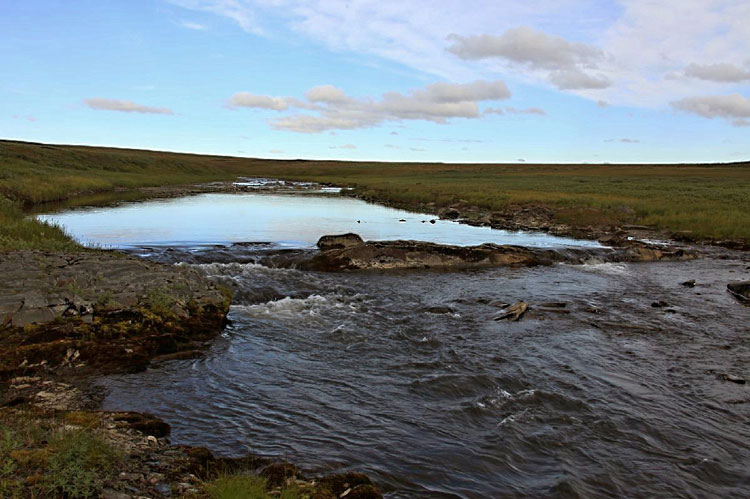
[0,249,384,498]
[2,179,748,497]
[30,177,749,252]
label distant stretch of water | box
[36,192,601,249]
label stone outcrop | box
[0,251,232,378]
[301,234,696,271]
[317,232,365,250]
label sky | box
[1,0,749,163]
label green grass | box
[1,139,749,250]
[0,409,120,498]
[205,474,300,499]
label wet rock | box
[342,484,382,498]
[438,207,460,219]
[304,238,559,271]
[488,300,510,308]
[651,300,669,308]
[317,233,365,250]
[299,235,695,272]
[537,307,571,314]
[494,302,528,321]
[720,374,746,384]
[112,412,171,438]
[424,305,456,315]
[681,279,696,287]
[539,302,567,308]
[317,472,379,498]
[260,462,298,488]
[727,281,750,304]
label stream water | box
[38,193,750,498]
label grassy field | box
[1,139,748,250]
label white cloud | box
[605,138,640,143]
[448,27,611,90]
[505,106,546,115]
[671,93,750,124]
[170,0,750,121]
[548,69,610,90]
[168,0,261,34]
[83,98,174,114]
[447,27,602,70]
[306,85,350,103]
[684,63,750,82]
[229,92,289,110]
[241,79,514,133]
[329,144,357,149]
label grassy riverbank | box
[1,139,748,250]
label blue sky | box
[1,0,749,163]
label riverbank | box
[0,250,383,498]
[2,139,749,251]
[1,138,748,496]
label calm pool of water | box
[37,193,600,249]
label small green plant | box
[204,473,301,499]
[206,474,270,499]
[96,290,114,308]
[44,429,120,498]
[144,286,176,316]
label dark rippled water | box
[100,252,750,498]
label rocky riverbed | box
[3,180,748,498]
[296,233,695,271]
[0,249,383,498]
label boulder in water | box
[317,233,365,250]
[727,281,750,304]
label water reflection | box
[37,193,601,249]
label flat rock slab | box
[0,250,226,328]
[0,250,231,377]
[299,234,696,271]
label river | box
[38,191,750,498]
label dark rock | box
[154,482,172,496]
[317,472,377,497]
[681,279,696,287]
[537,307,571,314]
[317,233,365,250]
[539,302,567,308]
[112,412,171,438]
[429,219,436,224]
[488,300,510,308]
[651,300,669,308]
[345,484,383,499]
[438,207,460,219]
[424,305,456,315]
[727,281,750,304]
[720,374,746,384]
[298,236,695,272]
[259,462,298,488]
